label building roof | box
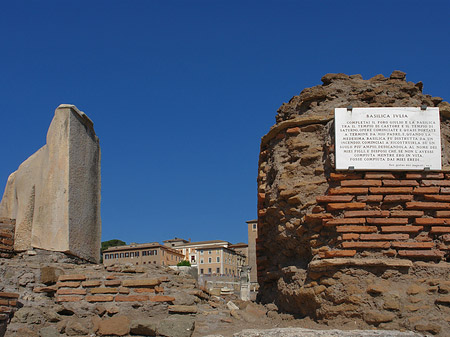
[176,240,230,247]
[163,237,189,244]
[229,242,248,248]
[103,242,183,255]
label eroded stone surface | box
[0,104,101,262]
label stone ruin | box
[256,71,450,335]
[0,104,101,263]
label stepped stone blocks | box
[256,71,450,332]
[0,105,101,262]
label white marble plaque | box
[335,107,441,171]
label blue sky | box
[0,1,449,245]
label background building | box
[103,242,184,266]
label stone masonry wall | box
[256,71,450,335]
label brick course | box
[304,171,450,261]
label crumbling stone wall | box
[0,219,14,259]
[256,71,450,335]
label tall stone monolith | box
[0,104,101,262]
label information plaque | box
[335,107,441,171]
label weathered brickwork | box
[0,291,19,335]
[256,72,450,335]
[308,172,450,261]
[0,218,15,259]
[36,274,170,304]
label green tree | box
[177,260,191,267]
[100,239,126,263]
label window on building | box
[216,267,220,274]
[208,250,211,254]
[125,253,129,257]
[142,251,146,256]
[200,268,204,274]
[135,252,139,257]
[216,257,220,263]
[200,250,204,254]
[208,257,212,263]
[120,253,124,258]
[253,224,257,230]
[115,254,118,258]
[200,259,204,264]
[130,252,134,257]
[208,268,212,274]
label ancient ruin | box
[256,71,450,334]
[0,104,101,263]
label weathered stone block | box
[0,105,101,262]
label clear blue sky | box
[0,1,449,245]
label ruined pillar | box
[0,104,101,262]
[256,71,450,333]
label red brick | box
[149,295,175,302]
[0,300,8,306]
[336,226,378,233]
[0,238,13,246]
[158,276,169,282]
[0,244,12,251]
[424,194,450,202]
[329,173,363,181]
[390,210,424,217]
[342,241,390,249]
[341,180,382,187]
[413,187,440,194]
[357,195,383,202]
[81,280,102,287]
[33,285,58,293]
[56,281,80,288]
[398,250,444,258]
[134,288,156,293]
[383,195,414,203]
[329,187,369,195]
[56,295,83,303]
[430,227,450,234]
[305,213,332,222]
[318,250,356,258]
[415,218,450,225]
[115,295,149,302]
[392,242,435,249]
[324,218,366,226]
[286,127,301,134]
[342,233,360,240]
[85,295,114,302]
[118,287,130,294]
[8,300,17,307]
[0,292,19,299]
[367,218,408,225]
[344,210,390,218]
[381,226,423,233]
[441,187,450,194]
[370,187,413,194]
[58,274,86,282]
[0,307,12,314]
[436,211,450,218]
[327,202,366,211]
[0,230,13,239]
[91,287,119,294]
[422,180,450,187]
[382,180,419,187]
[360,234,409,241]
[56,288,86,295]
[106,275,117,280]
[406,173,444,179]
[365,172,396,179]
[316,195,353,203]
[155,286,164,293]
[406,202,450,210]
[104,280,122,287]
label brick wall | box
[0,291,19,335]
[0,218,15,258]
[306,171,450,261]
[34,274,175,305]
